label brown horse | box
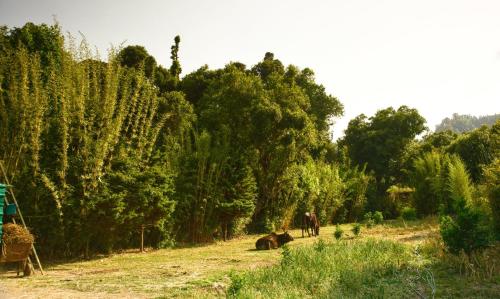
[302,212,320,237]
[255,232,294,250]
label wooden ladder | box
[0,161,44,275]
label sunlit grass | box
[1,218,499,298]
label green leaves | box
[440,197,494,255]
[342,106,426,215]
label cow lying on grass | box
[302,212,320,237]
[255,232,294,250]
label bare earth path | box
[0,220,438,298]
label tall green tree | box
[447,124,498,183]
[341,106,426,214]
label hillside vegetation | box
[436,113,500,133]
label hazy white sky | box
[1,0,499,139]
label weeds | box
[228,239,430,298]
[441,248,499,280]
[334,224,344,240]
[352,223,362,236]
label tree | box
[341,106,426,214]
[169,35,182,80]
[7,22,64,72]
[217,161,257,240]
[447,124,498,183]
[118,45,157,78]
[91,154,176,252]
[182,54,343,233]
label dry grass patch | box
[4,217,492,298]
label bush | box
[365,219,374,228]
[352,223,361,236]
[363,212,373,222]
[363,212,374,228]
[373,211,384,224]
[314,239,326,252]
[334,224,344,240]
[227,272,245,296]
[440,197,494,255]
[401,207,417,221]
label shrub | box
[365,219,374,228]
[352,223,361,236]
[334,224,343,240]
[314,239,326,252]
[373,211,384,224]
[444,155,474,213]
[227,272,245,296]
[440,197,494,255]
[401,207,417,221]
[363,212,373,222]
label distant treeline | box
[0,23,498,258]
[436,113,500,133]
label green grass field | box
[1,218,499,298]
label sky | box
[1,0,499,140]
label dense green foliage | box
[0,22,498,258]
[440,197,493,255]
[410,151,449,216]
[481,159,500,238]
[341,106,426,215]
[447,125,497,182]
[401,207,417,221]
[0,23,349,255]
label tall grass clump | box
[228,239,435,298]
[352,223,362,236]
[411,151,448,216]
[334,224,343,240]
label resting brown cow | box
[302,212,320,237]
[255,232,294,250]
